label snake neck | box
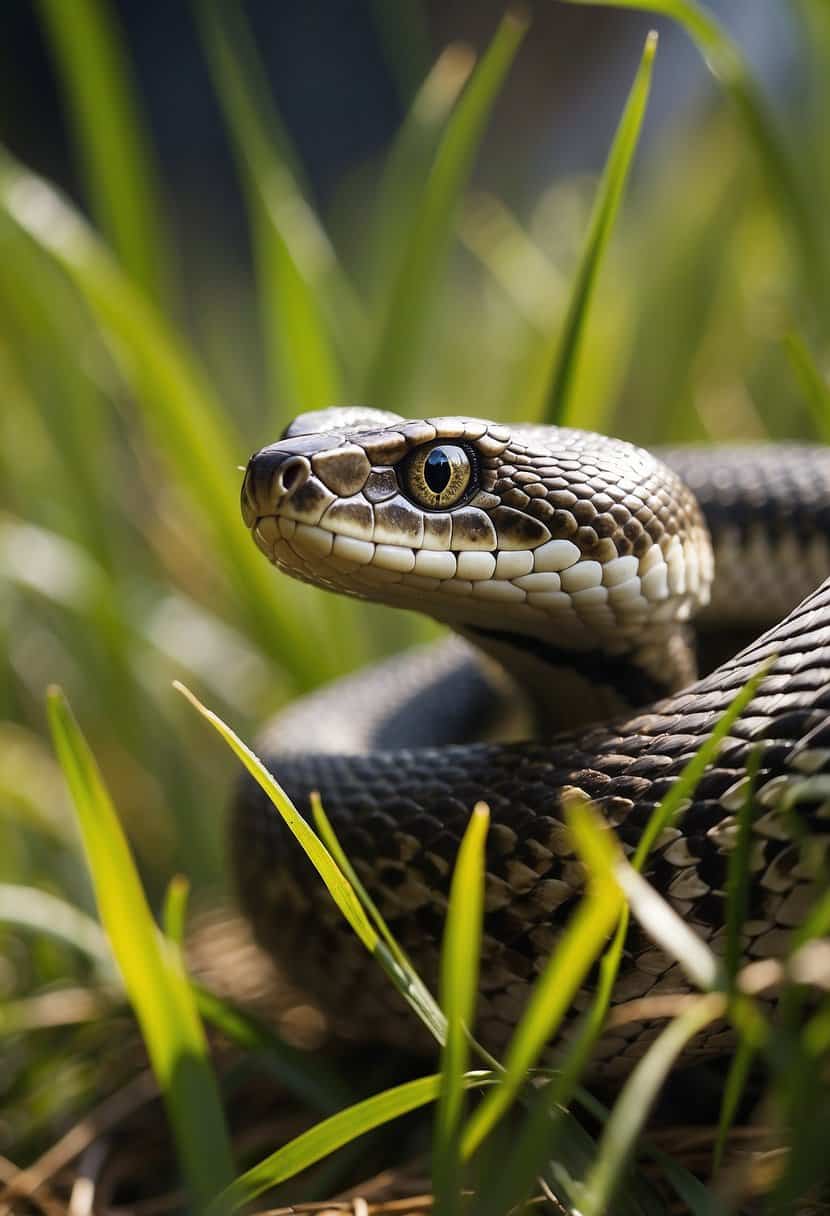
[459,621,698,733]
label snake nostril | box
[277,456,309,498]
[241,448,311,524]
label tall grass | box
[1,0,830,1211]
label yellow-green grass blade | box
[46,687,235,1208]
[212,1071,491,1214]
[786,332,830,442]
[433,803,489,1216]
[179,682,451,1044]
[176,682,377,952]
[577,994,726,1216]
[365,10,528,409]
[460,801,625,1159]
[370,43,475,302]
[558,0,823,318]
[310,791,447,1040]
[163,875,190,948]
[36,0,170,309]
[631,660,771,870]
[0,152,331,685]
[196,1,345,415]
[310,791,408,969]
[543,31,657,427]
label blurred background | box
[0,0,828,1155]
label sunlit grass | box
[2,0,830,1210]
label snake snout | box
[241,448,311,525]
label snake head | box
[241,408,714,709]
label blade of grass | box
[460,800,625,1160]
[310,790,409,970]
[370,43,476,301]
[175,682,377,951]
[0,884,113,977]
[196,1,348,416]
[724,745,763,988]
[309,789,447,1038]
[785,331,830,442]
[0,152,331,684]
[162,875,190,948]
[211,1071,493,1214]
[615,862,721,991]
[576,1087,728,1216]
[544,30,657,426]
[175,681,449,1043]
[711,744,763,1173]
[558,0,824,319]
[631,661,771,870]
[433,803,489,1216]
[712,1036,755,1175]
[46,686,234,1208]
[365,9,528,408]
[36,0,170,309]
[577,994,726,1216]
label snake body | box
[234,409,830,1074]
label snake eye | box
[403,443,472,509]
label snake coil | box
[233,409,830,1075]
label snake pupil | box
[424,448,451,493]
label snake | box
[233,407,830,1076]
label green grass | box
[2,0,830,1211]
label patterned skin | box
[234,409,830,1074]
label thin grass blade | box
[310,790,408,968]
[36,0,171,308]
[712,1036,755,1174]
[175,682,450,1043]
[557,0,824,317]
[46,687,234,1207]
[196,1,346,415]
[786,332,830,441]
[544,31,657,426]
[0,884,113,977]
[162,875,190,948]
[365,10,528,408]
[433,802,489,1215]
[370,43,475,301]
[310,790,448,1038]
[724,745,763,987]
[631,661,771,869]
[212,1072,492,1214]
[175,682,377,951]
[578,994,725,1216]
[461,800,625,1159]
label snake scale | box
[233,407,830,1076]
